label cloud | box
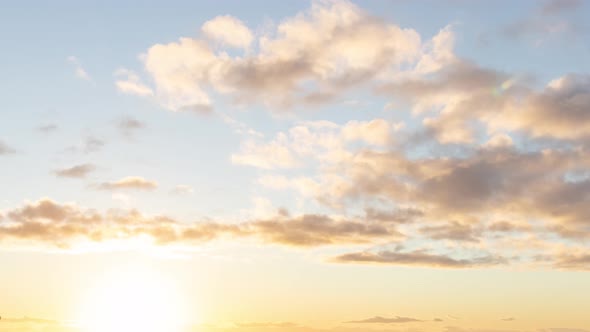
[232,118,400,169]
[500,317,515,321]
[67,56,90,80]
[117,116,145,137]
[250,214,399,247]
[97,176,158,191]
[115,68,154,96]
[231,134,299,169]
[37,124,59,134]
[202,15,254,48]
[332,250,507,268]
[420,221,481,243]
[541,0,582,15]
[364,207,423,224]
[67,136,106,154]
[123,0,429,112]
[0,140,16,155]
[171,184,194,195]
[2,197,590,271]
[499,0,585,45]
[0,199,401,249]
[345,316,422,324]
[553,252,590,270]
[54,164,96,178]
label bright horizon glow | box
[78,267,190,332]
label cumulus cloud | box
[54,164,96,178]
[232,118,400,169]
[202,15,254,48]
[97,176,158,191]
[121,0,431,112]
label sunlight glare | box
[79,267,189,332]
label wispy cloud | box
[67,56,91,81]
[96,176,158,191]
[332,250,508,268]
[114,68,153,97]
[117,116,145,138]
[54,164,96,179]
[36,124,59,134]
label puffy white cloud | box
[202,15,253,48]
[123,0,425,112]
[232,118,400,170]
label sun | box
[78,267,188,332]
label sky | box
[1,0,590,331]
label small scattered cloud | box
[115,68,154,97]
[171,185,194,195]
[36,124,59,134]
[117,116,145,138]
[54,164,96,179]
[97,176,158,191]
[0,140,16,155]
[500,317,516,321]
[66,136,106,154]
[67,56,91,81]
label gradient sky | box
[1,1,590,332]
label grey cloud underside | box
[332,250,507,268]
[0,199,400,249]
[54,164,96,178]
[0,140,16,154]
